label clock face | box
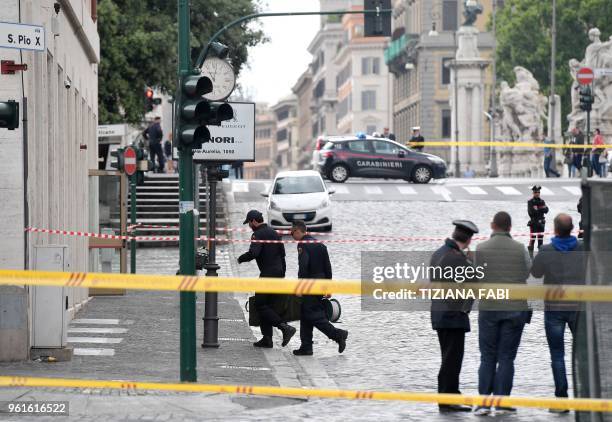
[201,57,236,101]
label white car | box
[262,170,334,231]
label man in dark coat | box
[408,126,425,152]
[143,116,165,173]
[527,185,549,257]
[237,210,296,348]
[290,220,348,356]
[430,219,479,413]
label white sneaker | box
[474,406,491,416]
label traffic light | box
[0,100,19,130]
[110,147,124,172]
[145,87,154,112]
[364,0,391,37]
[579,85,593,112]
[177,74,234,149]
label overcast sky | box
[237,0,320,105]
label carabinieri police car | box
[316,133,447,184]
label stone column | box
[450,26,491,176]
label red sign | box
[124,146,137,176]
[577,67,594,85]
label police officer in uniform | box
[528,185,549,257]
[430,220,479,412]
[409,126,425,152]
[290,220,348,356]
[238,210,296,348]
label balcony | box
[384,32,419,74]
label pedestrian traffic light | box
[579,86,593,112]
[364,0,391,37]
[145,87,154,112]
[110,147,124,172]
[0,100,19,130]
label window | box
[442,0,458,31]
[348,140,369,152]
[336,61,352,88]
[442,58,452,85]
[313,79,325,99]
[336,94,351,121]
[277,129,287,142]
[273,176,324,194]
[320,116,326,133]
[361,57,380,75]
[442,109,451,138]
[361,90,377,110]
[372,140,398,155]
[276,108,289,121]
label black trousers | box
[150,143,165,172]
[436,329,465,394]
[528,225,545,250]
[300,298,338,349]
[254,293,283,337]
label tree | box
[494,0,612,131]
[98,0,266,124]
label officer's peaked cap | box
[243,209,263,224]
[452,219,479,235]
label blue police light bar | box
[356,132,367,139]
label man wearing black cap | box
[527,186,549,257]
[430,219,479,413]
[238,210,296,348]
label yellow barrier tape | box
[0,376,610,412]
[1,269,612,302]
[407,141,601,149]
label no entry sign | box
[124,146,137,176]
[577,67,594,85]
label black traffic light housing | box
[110,147,125,172]
[364,0,391,37]
[0,100,19,130]
[177,74,234,150]
[579,85,593,112]
[145,87,154,112]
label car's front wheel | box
[330,164,349,183]
[411,165,433,184]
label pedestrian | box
[232,161,244,179]
[577,196,584,238]
[143,116,165,173]
[473,211,531,416]
[164,134,174,173]
[592,128,606,177]
[237,210,296,348]
[430,220,479,413]
[543,135,561,177]
[531,214,586,412]
[562,139,573,177]
[290,221,348,356]
[527,185,549,257]
[571,127,585,177]
[409,126,425,152]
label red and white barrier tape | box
[27,226,578,244]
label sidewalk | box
[0,246,305,421]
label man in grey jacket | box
[474,212,531,416]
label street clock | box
[200,57,236,101]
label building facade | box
[385,0,494,165]
[245,103,277,179]
[271,95,298,172]
[0,0,99,360]
[292,69,313,170]
[334,4,390,136]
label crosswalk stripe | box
[563,186,582,195]
[496,186,522,196]
[68,328,128,334]
[540,186,555,195]
[73,348,115,357]
[396,186,417,195]
[67,337,123,344]
[71,319,120,325]
[364,186,383,195]
[231,182,249,193]
[462,186,487,195]
[431,186,452,201]
[332,185,349,194]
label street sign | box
[193,102,255,162]
[595,68,612,78]
[577,67,594,85]
[124,146,137,176]
[97,124,126,138]
[0,22,45,52]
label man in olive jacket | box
[473,212,531,415]
[430,220,479,413]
